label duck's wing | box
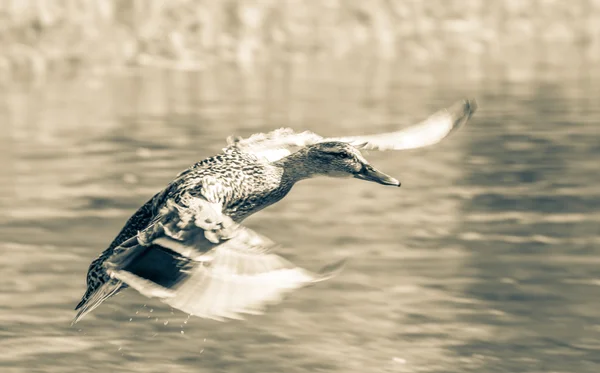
[230,99,476,161]
[226,128,325,162]
[103,193,345,321]
[326,99,477,151]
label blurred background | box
[1,1,600,372]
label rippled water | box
[1,61,600,373]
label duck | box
[72,99,477,324]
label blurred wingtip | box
[314,258,348,282]
[465,98,478,115]
[445,98,478,135]
[448,98,478,118]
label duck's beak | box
[354,165,401,187]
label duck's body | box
[73,99,477,324]
[75,147,297,319]
[163,146,295,222]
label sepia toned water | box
[1,59,600,373]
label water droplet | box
[135,311,139,315]
[129,318,132,322]
[150,309,153,313]
[181,331,185,334]
[155,318,159,322]
[118,347,122,351]
[199,349,204,354]
[203,338,206,342]
[164,321,169,325]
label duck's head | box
[285,141,400,187]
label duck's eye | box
[337,152,353,159]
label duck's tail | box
[71,279,124,325]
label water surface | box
[1,61,599,373]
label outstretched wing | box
[104,194,345,321]
[327,99,477,151]
[229,99,477,161]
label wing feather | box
[228,99,477,161]
[104,196,345,321]
[327,99,477,151]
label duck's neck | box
[272,149,318,184]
